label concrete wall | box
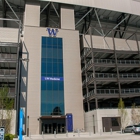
[0,28,19,43]
[83,35,139,51]
[42,0,140,16]
[60,4,75,30]
[85,109,132,133]
[24,1,40,26]
[21,26,84,134]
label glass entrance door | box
[41,118,65,134]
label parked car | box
[124,125,135,133]
[133,125,140,134]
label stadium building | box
[1,0,140,135]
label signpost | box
[0,127,5,140]
[19,109,23,140]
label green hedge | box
[5,134,15,140]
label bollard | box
[29,132,31,139]
[23,135,25,140]
[42,131,44,139]
[89,130,91,136]
[66,130,68,137]
[110,128,112,135]
[104,127,106,132]
[78,129,80,137]
[73,130,75,137]
[120,128,122,134]
[54,131,56,138]
[100,129,102,135]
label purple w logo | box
[47,28,58,36]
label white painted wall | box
[85,109,133,133]
[24,1,40,26]
[0,28,19,43]
[83,35,139,51]
[60,4,75,30]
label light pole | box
[16,58,29,136]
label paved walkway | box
[24,132,140,140]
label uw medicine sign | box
[47,28,59,37]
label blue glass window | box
[41,37,64,116]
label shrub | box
[4,134,15,140]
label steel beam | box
[50,18,59,27]
[121,14,131,38]
[45,3,51,27]
[94,9,105,36]
[51,2,59,17]
[105,15,129,37]
[40,2,50,14]
[75,8,93,27]
[1,0,7,27]
[5,0,20,20]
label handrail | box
[86,73,140,79]
[0,69,16,76]
[0,54,17,59]
[84,88,140,98]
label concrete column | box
[60,4,75,30]
[24,0,40,26]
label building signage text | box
[41,76,63,81]
[47,28,58,37]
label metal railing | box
[96,89,119,94]
[121,88,140,93]
[94,59,115,64]
[94,59,140,64]
[119,73,140,78]
[87,74,94,82]
[0,54,17,59]
[95,73,116,78]
[82,73,94,85]
[86,73,140,80]
[118,60,140,64]
[0,69,16,76]
[84,88,140,98]
[81,48,91,59]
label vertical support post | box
[100,129,102,135]
[112,30,121,98]
[120,128,122,134]
[15,20,21,136]
[89,26,98,109]
[27,116,29,137]
[89,130,91,136]
[42,131,44,139]
[54,131,56,138]
[110,128,112,135]
[78,129,80,137]
[135,33,140,60]
[19,109,23,140]
[83,48,90,111]
[66,130,68,137]
[104,127,105,132]
[29,132,31,139]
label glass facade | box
[41,37,64,116]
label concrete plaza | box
[24,132,140,140]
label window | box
[41,37,64,116]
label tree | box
[131,103,140,124]
[118,98,129,132]
[0,85,14,133]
